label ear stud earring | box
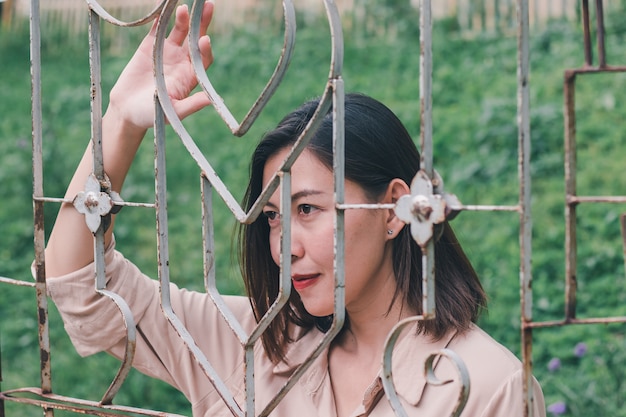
[387,229,394,235]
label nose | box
[288,224,305,261]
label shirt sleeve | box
[479,369,546,417]
[44,237,256,407]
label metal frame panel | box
[2,0,625,416]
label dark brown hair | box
[238,93,486,363]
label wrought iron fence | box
[0,0,625,416]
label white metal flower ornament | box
[395,169,461,247]
[73,173,122,233]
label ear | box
[382,178,410,239]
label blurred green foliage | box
[1,3,626,416]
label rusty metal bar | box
[0,388,186,416]
[569,196,626,203]
[522,0,626,377]
[567,65,626,75]
[622,214,626,279]
[564,70,578,322]
[516,0,535,416]
[581,0,592,66]
[525,316,626,329]
[29,2,54,416]
[0,339,3,417]
[0,277,36,287]
[595,0,606,68]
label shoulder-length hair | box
[238,93,486,364]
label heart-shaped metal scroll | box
[86,0,166,27]
[154,0,343,226]
[153,0,344,414]
[189,0,296,136]
[381,316,470,417]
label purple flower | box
[547,357,561,372]
[547,401,567,415]
[573,342,587,358]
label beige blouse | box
[45,240,546,417]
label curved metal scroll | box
[189,0,296,136]
[152,0,345,415]
[381,317,470,417]
[95,289,137,405]
[86,0,166,27]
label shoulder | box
[450,324,521,375]
[447,324,546,417]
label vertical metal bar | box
[420,0,433,177]
[581,0,593,66]
[621,214,626,280]
[0,336,3,416]
[518,0,533,328]
[88,9,109,293]
[333,78,346,327]
[564,71,578,321]
[89,9,104,181]
[243,346,255,417]
[420,0,436,318]
[517,0,534,416]
[595,0,606,68]
[201,176,216,292]
[30,1,54,414]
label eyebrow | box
[264,189,326,210]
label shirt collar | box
[388,327,458,405]
[272,325,459,407]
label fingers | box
[199,1,214,36]
[168,2,213,46]
[167,5,190,45]
[198,35,213,69]
[174,91,212,120]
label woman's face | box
[262,147,397,317]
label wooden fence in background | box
[2,0,603,37]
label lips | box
[291,274,320,291]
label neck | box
[335,296,415,359]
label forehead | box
[262,148,332,190]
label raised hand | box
[45,2,215,276]
[108,2,214,134]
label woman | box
[44,3,545,416]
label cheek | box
[268,228,281,265]
[344,213,386,258]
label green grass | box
[1,9,626,417]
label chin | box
[301,302,334,319]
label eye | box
[263,210,280,221]
[298,204,317,215]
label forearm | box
[45,109,147,277]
